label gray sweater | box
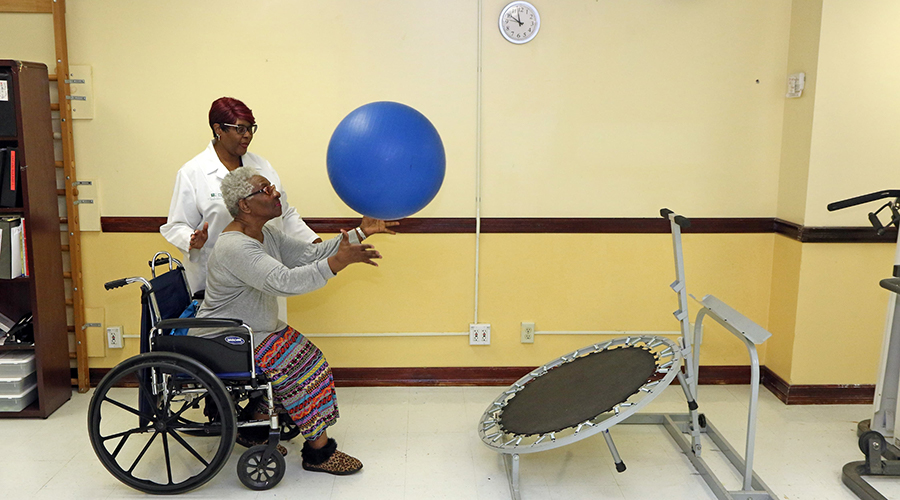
[197,225,360,347]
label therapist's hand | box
[189,222,209,250]
[359,217,399,237]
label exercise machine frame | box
[829,190,900,500]
[480,209,777,500]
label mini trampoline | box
[479,209,778,500]
[479,335,680,455]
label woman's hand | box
[328,230,382,273]
[359,217,399,237]
[189,222,209,250]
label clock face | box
[500,1,540,44]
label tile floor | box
[1,383,897,500]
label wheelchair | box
[87,252,301,494]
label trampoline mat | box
[499,346,658,435]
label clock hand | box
[507,13,523,26]
[515,12,523,25]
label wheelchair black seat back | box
[87,252,294,494]
[154,333,253,377]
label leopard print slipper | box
[302,449,363,475]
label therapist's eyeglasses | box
[221,123,258,135]
[243,184,275,200]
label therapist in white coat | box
[162,97,396,316]
[161,97,321,315]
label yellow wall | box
[791,242,896,384]
[4,1,900,386]
[780,0,900,383]
[776,0,822,225]
[766,235,801,381]
[805,0,900,227]
[50,0,793,219]
[480,1,790,217]
[83,231,774,368]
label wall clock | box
[499,1,541,44]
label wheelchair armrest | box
[155,318,244,330]
[881,278,900,295]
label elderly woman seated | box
[196,165,394,475]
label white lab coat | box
[160,140,319,297]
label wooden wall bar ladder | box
[0,0,88,392]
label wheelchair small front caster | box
[237,445,285,490]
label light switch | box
[787,72,805,98]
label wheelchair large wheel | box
[88,352,237,494]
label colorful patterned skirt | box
[254,326,338,441]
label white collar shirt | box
[160,140,318,292]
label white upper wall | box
[3,1,793,219]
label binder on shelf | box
[0,148,20,208]
[19,220,26,277]
[0,70,14,137]
[0,217,24,279]
[10,220,22,278]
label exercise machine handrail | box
[828,190,900,212]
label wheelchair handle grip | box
[660,208,691,229]
[151,257,171,266]
[104,279,129,290]
[828,190,900,211]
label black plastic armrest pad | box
[155,318,244,330]
[881,278,900,295]
[660,208,691,228]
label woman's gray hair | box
[221,166,258,217]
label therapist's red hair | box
[208,97,255,136]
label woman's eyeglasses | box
[221,123,258,135]
[243,184,275,200]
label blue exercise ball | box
[327,101,445,220]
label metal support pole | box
[602,430,626,472]
[744,343,761,491]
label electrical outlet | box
[469,323,491,345]
[107,326,123,349]
[521,322,535,343]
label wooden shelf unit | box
[0,60,71,418]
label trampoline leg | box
[602,430,627,472]
[503,453,521,500]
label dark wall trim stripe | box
[102,216,168,233]
[99,216,893,243]
[78,365,876,404]
[773,219,801,240]
[100,217,476,234]
[773,218,897,243]
[761,366,875,405]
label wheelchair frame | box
[87,252,291,494]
